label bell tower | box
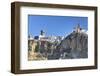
[74,24,82,33]
[40,30,45,36]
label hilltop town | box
[28,24,88,60]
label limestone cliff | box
[57,31,88,59]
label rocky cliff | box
[58,31,88,59]
[48,31,88,59]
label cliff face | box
[57,32,88,59]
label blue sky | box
[28,15,88,36]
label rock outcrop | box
[57,32,88,59]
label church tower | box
[40,30,45,37]
[73,24,82,33]
[39,30,45,40]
